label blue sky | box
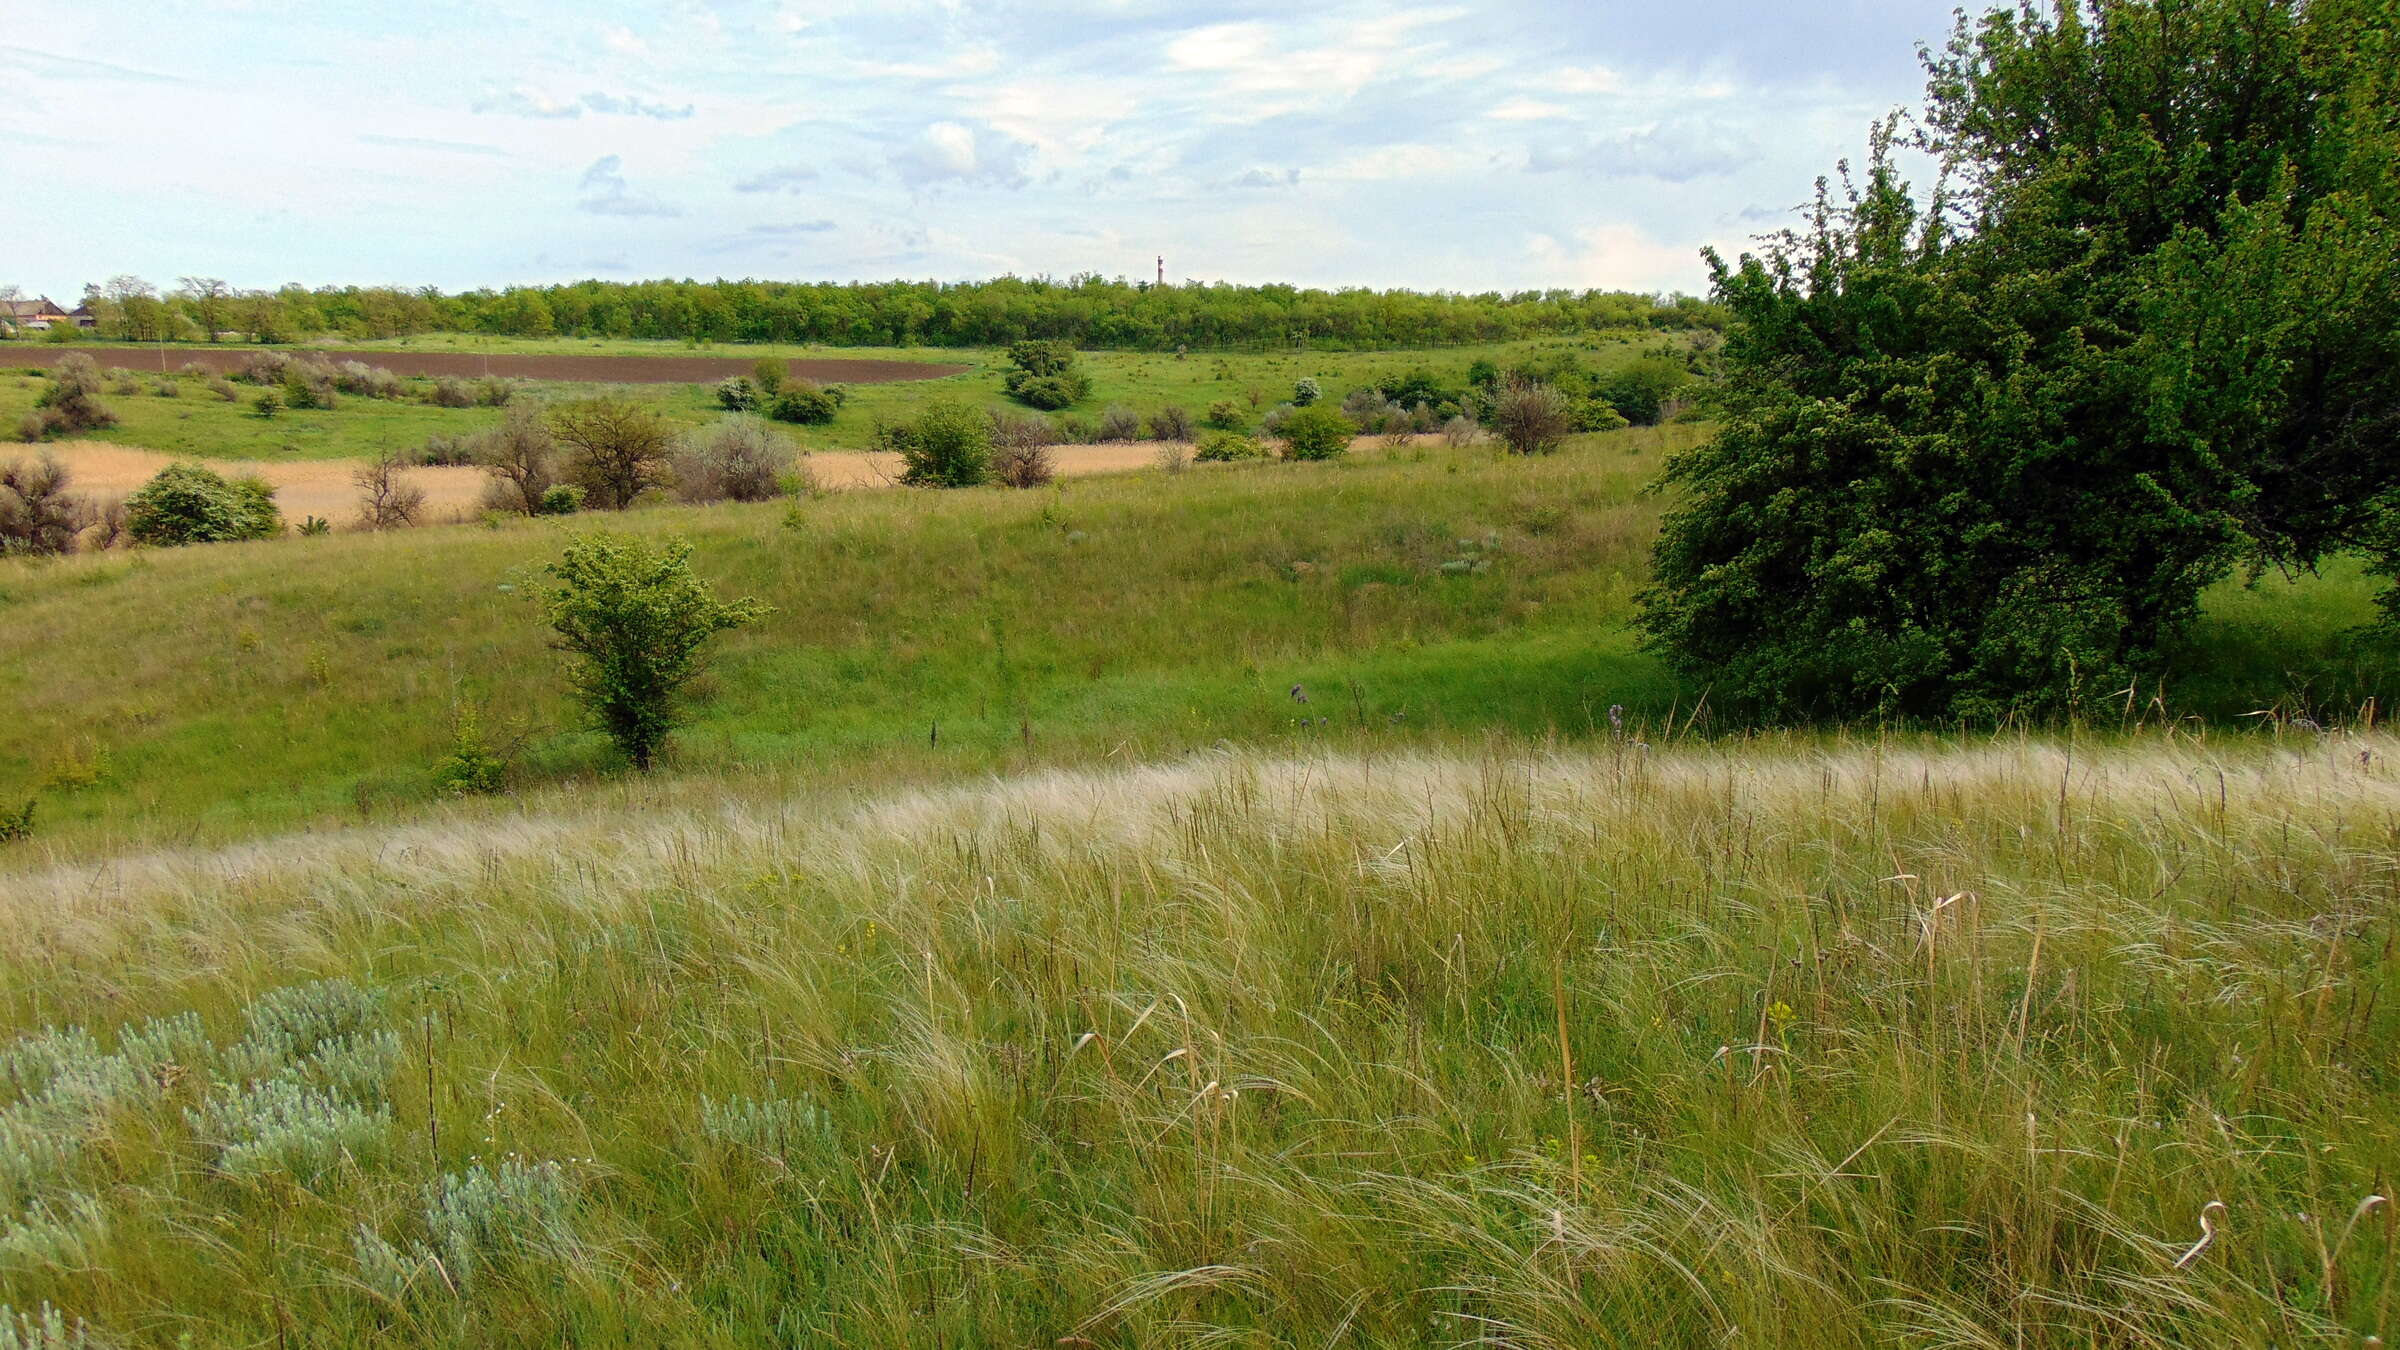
[0,2,1963,301]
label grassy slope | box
[0,737,2393,1346]
[2,430,1693,855]
[1,334,1657,461]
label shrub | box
[1259,402,1298,437]
[237,351,290,385]
[1052,413,1095,443]
[0,798,32,843]
[354,450,426,529]
[1340,386,1393,424]
[1095,405,1142,442]
[542,535,768,770]
[15,414,41,442]
[207,377,239,402]
[1203,401,1246,431]
[537,484,584,515]
[434,706,507,796]
[1442,414,1483,448]
[1,454,92,555]
[714,376,757,412]
[124,462,282,545]
[33,355,115,433]
[1292,377,1321,406]
[333,361,405,399]
[1155,442,1190,473]
[280,359,337,409]
[673,418,790,503]
[1001,339,1091,410]
[551,397,674,509]
[1275,404,1354,461]
[475,406,559,516]
[749,357,787,396]
[893,400,993,488]
[989,410,1056,489]
[765,381,840,425]
[1145,405,1196,442]
[1194,431,1267,462]
[428,377,475,408]
[108,369,139,397]
[298,515,332,536]
[1595,355,1689,427]
[153,381,179,398]
[414,433,477,467]
[477,378,514,407]
[253,389,282,419]
[1491,379,1574,455]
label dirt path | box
[35,439,1182,527]
[14,347,970,386]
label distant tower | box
[1157,255,1164,287]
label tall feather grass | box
[0,731,2395,1345]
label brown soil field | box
[13,347,970,385]
[41,439,1184,529]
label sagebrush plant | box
[542,534,768,770]
[0,736,2394,1345]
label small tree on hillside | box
[551,397,674,509]
[476,406,559,516]
[0,454,93,555]
[354,449,426,529]
[543,535,768,771]
[1491,379,1573,455]
[1001,339,1092,410]
[124,462,282,545]
[33,355,117,435]
[750,357,788,397]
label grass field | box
[6,403,2399,1347]
[0,734,2392,1346]
[0,334,1664,461]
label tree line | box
[34,273,1726,352]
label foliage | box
[475,406,560,516]
[427,377,474,409]
[891,400,994,489]
[1490,380,1574,456]
[0,798,30,843]
[748,356,787,396]
[1643,0,2400,720]
[550,397,674,510]
[988,410,1056,489]
[1275,403,1355,461]
[1145,405,1196,442]
[1202,400,1246,432]
[538,484,584,515]
[432,705,506,796]
[123,462,281,546]
[1193,431,1268,462]
[0,455,91,556]
[672,417,789,504]
[713,376,756,412]
[541,534,767,770]
[764,380,843,425]
[1095,405,1142,441]
[30,356,114,436]
[1001,339,1092,410]
[252,389,282,419]
[1594,354,1689,427]
[1291,376,1321,406]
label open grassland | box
[0,735,2394,1346]
[1,429,1697,856]
[4,422,2396,864]
[1,333,1663,461]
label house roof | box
[1,296,70,319]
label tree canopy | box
[1641,0,2400,719]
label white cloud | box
[1488,98,1569,121]
[891,120,1035,190]
[735,163,820,193]
[577,155,681,217]
[602,25,648,57]
[1550,65,1624,95]
[1527,224,1713,293]
[475,86,582,118]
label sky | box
[0,1,1965,302]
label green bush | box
[765,382,840,425]
[1292,377,1321,407]
[1275,404,1354,461]
[893,401,993,488]
[1001,340,1091,410]
[0,798,31,843]
[537,484,585,515]
[433,707,507,796]
[124,462,282,546]
[750,357,788,396]
[714,376,757,412]
[1194,432,1267,462]
[1202,401,1246,432]
[542,535,768,771]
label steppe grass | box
[0,734,2392,1346]
[0,430,1695,854]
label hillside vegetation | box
[0,735,2393,1345]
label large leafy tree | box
[544,536,767,770]
[1641,0,2400,719]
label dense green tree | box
[1000,339,1092,409]
[124,463,282,546]
[543,535,766,771]
[1276,404,1355,461]
[1642,0,2400,720]
[890,400,994,488]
